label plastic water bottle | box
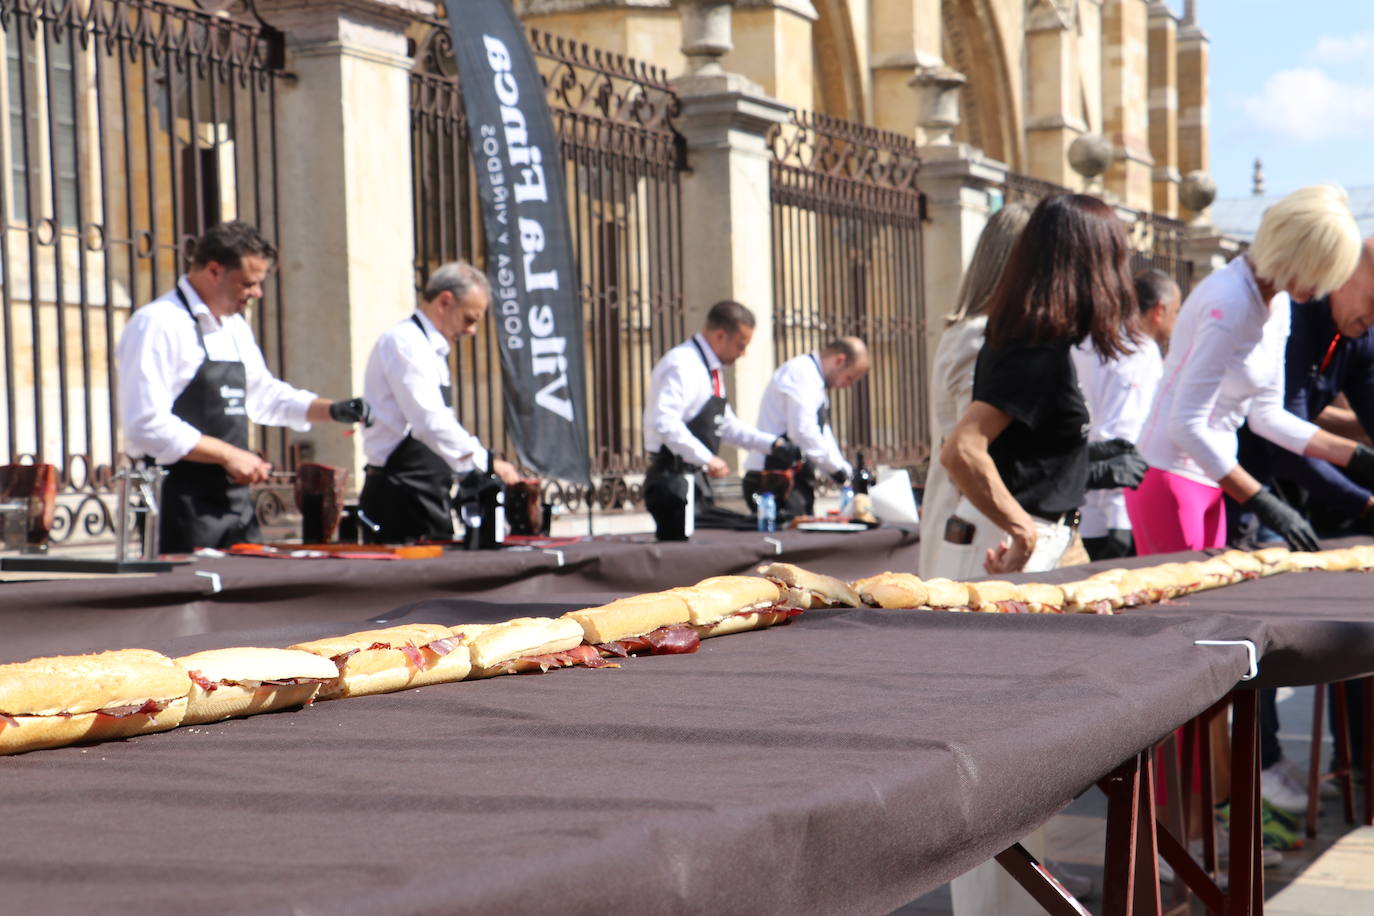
[839,484,855,515]
[756,491,777,532]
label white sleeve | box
[240,323,316,431]
[719,404,778,455]
[1090,353,1153,443]
[384,333,487,473]
[1247,358,1319,455]
[1165,316,1249,481]
[648,357,715,466]
[116,313,206,464]
[781,385,848,475]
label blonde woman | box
[1131,185,1371,552]
[919,203,1031,577]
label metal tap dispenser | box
[114,466,167,562]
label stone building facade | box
[0,0,1228,543]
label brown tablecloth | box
[0,603,1253,916]
[0,526,917,663]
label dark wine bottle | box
[853,450,874,495]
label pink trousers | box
[1124,467,1227,556]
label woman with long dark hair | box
[940,193,1136,574]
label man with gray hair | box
[360,261,519,543]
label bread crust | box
[691,610,794,638]
[1061,580,1119,614]
[563,593,691,644]
[1020,583,1065,612]
[851,573,927,608]
[289,624,472,699]
[0,649,189,717]
[0,696,188,755]
[964,580,1023,611]
[177,647,339,684]
[666,576,781,624]
[921,578,970,609]
[181,682,322,726]
[466,617,584,670]
[757,563,863,608]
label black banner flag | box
[442,1,590,485]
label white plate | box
[793,521,869,533]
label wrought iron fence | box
[0,0,286,543]
[768,110,928,471]
[410,19,686,512]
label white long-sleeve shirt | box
[116,276,316,464]
[1071,337,1163,536]
[361,311,488,473]
[919,316,987,577]
[1137,256,1318,485]
[643,334,775,466]
[743,352,850,476]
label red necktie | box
[710,368,723,397]
[1319,332,1341,374]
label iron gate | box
[410,20,686,511]
[769,109,929,470]
[0,0,285,542]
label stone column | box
[917,145,1008,430]
[1147,0,1179,216]
[257,0,426,481]
[870,0,949,140]
[1024,0,1084,187]
[671,1,791,470]
[1177,3,1210,222]
[1101,0,1153,209]
[724,0,817,113]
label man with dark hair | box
[743,337,870,518]
[117,220,372,553]
[1070,267,1180,559]
[358,260,520,543]
[642,300,799,540]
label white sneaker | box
[1260,763,1309,814]
[1277,756,1338,800]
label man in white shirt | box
[117,221,371,553]
[742,338,870,518]
[359,262,519,543]
[642,301,798,540]
[1071,267,1180,559]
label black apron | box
[358,315,456,543]
[158,285,257,554]
[644,338,730,541]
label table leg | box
[1333,681,1356,826]
[993,843,1092,916]
[1228,689,1261,916]
[1365,677,1373,826]
[1132,752,1163,916]
[1306,685,1324,838]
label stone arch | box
[942,0,1023,170]
[812,0,865,120]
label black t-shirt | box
[971,340,1090,519]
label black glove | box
[829,469,848,486]
[1345,443,1374,490]
[1087,438,1136,462]
[329,397,374,427]
[768,437,803,468]
[1246,487,1319,552]
[1086,448,1149,490]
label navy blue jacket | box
[1267,297,1374,515]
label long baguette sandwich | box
[464,617,618,677]
[851,572,929,609]
[563,593,699,657]
[758,563,863,609]
[1287,551,1327,572]
[0,648,190,755]
[1217,549,1264,580]
[1020,583,1066,614]
[1251,547,1293,576]
[176,648,340,725]
[290,623,471,699]
[666,576,798,637]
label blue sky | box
[1202,0,1373,200]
